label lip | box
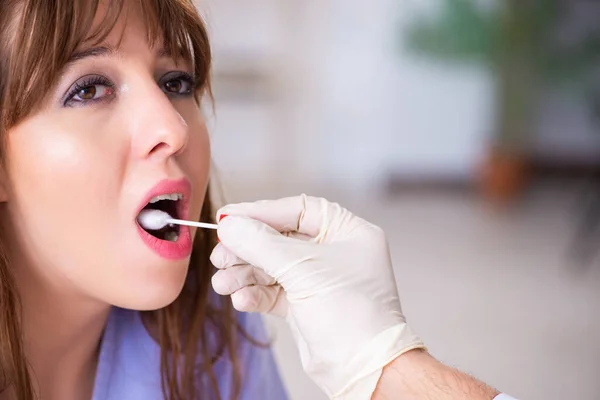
[135,178,193,260]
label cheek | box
[186,125,211,176]
[180,114,211,215]
[5,118,126,274]
[12,126,85,187]
[7,119,122,218]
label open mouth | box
[138,193,182,242]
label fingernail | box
[217,214,228,242]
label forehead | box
[83,1,163,55]
[79,1,196,69]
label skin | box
[374,350,501,399]
[0,3,211,399]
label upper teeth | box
[149,193,182,203]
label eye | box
[73,85,113,101]
[165,80,184,93]
[64,75,115,106]
[160,71,195,96]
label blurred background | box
[196,1,600,399]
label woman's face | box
[2,5,211,310]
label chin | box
[112,258,190,311]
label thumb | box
[217,215,312,279]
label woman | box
[0,0,286,399]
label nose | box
[129,84,189,160]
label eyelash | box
[63,75,114,106]
[63,72,197,107]
[160,72,196,97]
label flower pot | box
[479,146,528,206]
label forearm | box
[373,349,500,400]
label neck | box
[13,255,110,400]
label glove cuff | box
[331,324,426,400]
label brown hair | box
[0,1,244,399]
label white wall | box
[199,0,599,194]
[199,0,497,192]
[312,0,495,189]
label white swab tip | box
[137,209,171,230]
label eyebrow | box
[67,45,174,66]
[66,45,115,67]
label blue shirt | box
[92,307,288,400]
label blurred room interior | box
[195,1,600,399]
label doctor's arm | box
[374,349,501,399]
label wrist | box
[374,349,501,399]
[328,324,425,399]
[377,348,434,389]
[387,348,433,371]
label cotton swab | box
[165,218,218,230]
[137,209,218,230]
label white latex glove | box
[211,195,425,399]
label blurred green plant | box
[404,0,600,151]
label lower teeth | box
[164,231,179,242]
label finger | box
[217,216,313,278]
[283,231,313,242]
[210,243,247,270]
[211,264,276,295]
[217,194,341,238]
[230,285,287,316]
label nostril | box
[149,142,170,155]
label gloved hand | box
[210,195,425,399]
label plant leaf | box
[403,0,498,64]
